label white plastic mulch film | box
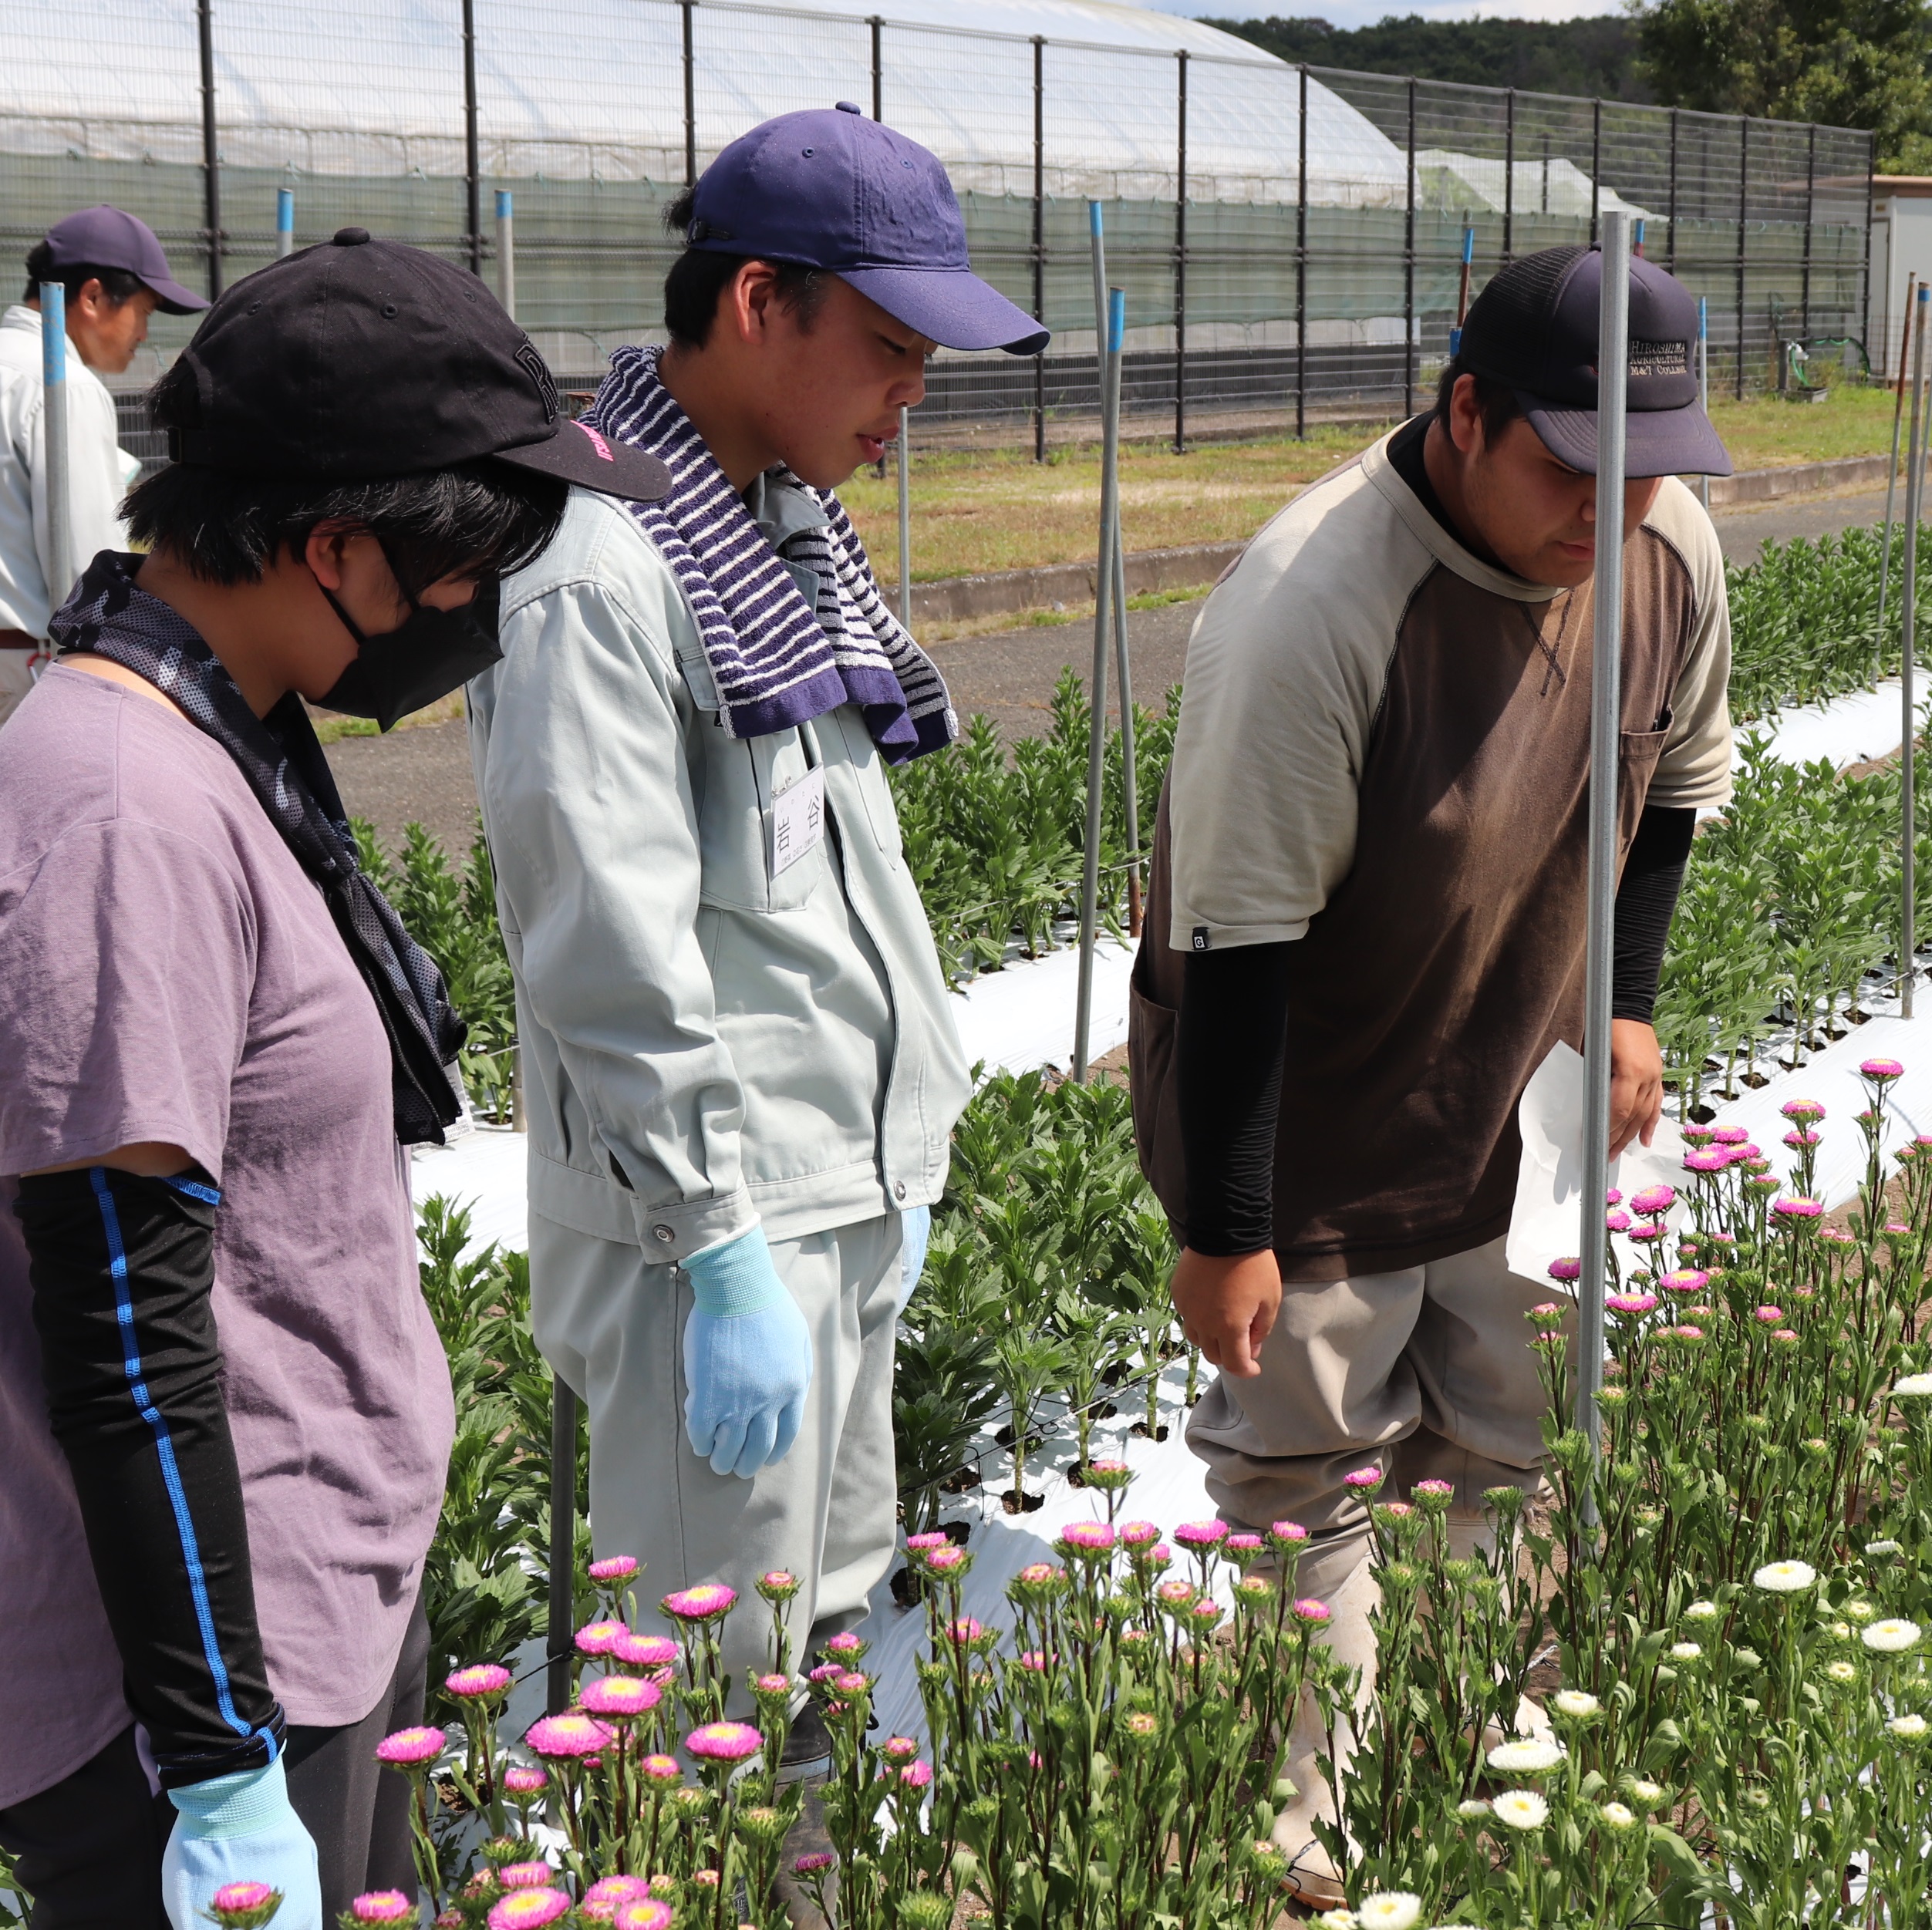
[1,0,1872,436]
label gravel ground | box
[325,480,1900,859]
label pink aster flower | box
[1058,1521,1116,1552]
[808,1662,843,1684]
[1118,1520,1162,1548]
[581,1874,654,1922]
[1754,1305,1785,1324]
[1661,1268,1709,1294]
[880,1734,921,1760]
[349,1895,416,1925]
[945,1618,983,1644]
[756,1569,801,1600]
[1606,1292,1657,1315]
[752,1672,791,1696]
[1772,1197,1824,1220]
[1604,1187,1623,1206]
[1605,1210,1631,1233]
[524,1713,611,1760]
[209,1883,281,1928]
[588,1555,640,1583]
[1015,1561,1063,1586]
[1270,1520,1310,1542]
[638,1753,683,1784]
[792,1853,838,1875]
[1781,1099,1825,1122]
[1887,1221,1913,1237]
[1293,1598,1331,1624]
[580,1674,663,1719]
[501,1763,548,1795]
[1156,1578,1198,1605]
[500,1862,555,1890]
[894,1759,933,1792]
[833,1671,869,1696]
[1862,1058,1906,1081]
[1667,1324,1705,1342]
[1018,1649,1056,1672]
[375,1725,445,1767]
[824,1631,866,1656]
[1173,1520,1229,1547]
[905,1531,949,1551]
[662,1584,737,1622]
[1682,1149,1728,1174]
[445,1663,512,1699]
[575,1619,628,1656]
[609,1900,675,1930]
[1627,1223,1666,1241]
[1712,1126,1748,1144]
[1226,1531,1265,1554]
[1632,1184,1677,1214]
[1820,1227,1854,1244]
[924,1546,966,1574]
[1413,1479,1455,1502]
[1342,1467,1384,1491]
[1783,1130,1820,1149]
[1546,1257,1583,1282]
[487,1889,572,1930]
[1772,1328,1799,1344]
[686,1721,763,1763]
[1146,1544,1174,1569]
[1681,1123,1716,1143]
[612,1632,680,1669]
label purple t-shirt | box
[0,665,454,1805]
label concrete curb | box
[908,451,1895,627]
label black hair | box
[659,186,830,350]
[1434,356,1524,448]
[22,240,147,309]
[124,360,568,591]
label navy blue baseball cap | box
[686,103,1050,356]
[41,204,207,315]
[1459,244,1731,479]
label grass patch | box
[311,689,467,743]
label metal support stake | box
[1903,286,1929,1018]
[462,0,481,275]
[1295,65,1307,440]
[680,0,697,188]
[1502,89,1515,263]
[545,1377,578,1716]
[1577,211,1631,1494]
[1106,286,1141,936]
[1032,37,1046,464]
[197,0,221,298]
[1800,123,1816,339]
[275,186,294,258]
[1698,298,1710,513]
[496,190,515,319]
[896,404,911,635]
[1666,109,1679,274]
[1173,50,1188,454]
[1074,203,1118,1083]
[39,283,71,624]
[1450,223,1473,356]
[1735,120,1748,401]
[1590,96,1601,246]
[869,15,882,121]
[1403,76,1416,416]
[1877,273,1917,660]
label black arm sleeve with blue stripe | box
[15,1166,283,1789]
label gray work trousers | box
[528,1210,902,1696]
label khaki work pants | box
[1187,1234,1567,1571]
[528,1210,902,1699]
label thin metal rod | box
[1295,65,1307,440]
[197,0,221,298]
[1403,76,1416,416]
[1735,119,1748,401]
[896,403,911,634]
[1904,286,1929,1019]
[1590,96,1601,247]
[1800,123,1816,339]
[1666,109,1678,274]
[681,0,697,187]
[39,283,71,622]
[1451,223,1474,356]
[1698,298,1710,513]
[1502,89,1515,263]
[1032,36,1045,464]
[275,186,294,258]
[1877,272,1917,656]
[497,190,516,319]
[869,15,882,120]
[1173,49,1187,455]
[462,0,481,275]
[1577,211,1631,1483]
[545,1377,578,1716]
[1074,201,1116,1083]
[1106,285,1141,936]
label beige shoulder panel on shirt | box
[1638,477,1735,812]
[1166,450,1441,953]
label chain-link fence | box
[2,0,1874,453]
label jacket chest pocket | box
[693,720,831,913]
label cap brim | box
[143,275,210,315]
[493,419,672,500]
[1518,392,1734,480]
[838,265,1050,355]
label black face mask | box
[315,559,503,733]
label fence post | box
[545,1379,579,1716]
[1800,123,1816,340]
[1404,76,1416,417]
[1666,109,1679,273]
[1590,96,1601,247]
[1032,36,1046,464]
[1296,64,1307,440]
[197,0,221,298]
[681,0,697,188]
[1502,87,1515,263]
[1173,49,1188,455]
[1902,285,1928,1019]
[39,282,70,621]
[275,185,294,258]
[462,0,482,276]
[1863,133,1877,365]
[897,404,911,634]
[1736,119,1748,399]
[1577,207,1632,1502]
[497,189,515,319]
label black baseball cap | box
[1458,244,1731,479]
[163,227,669,500]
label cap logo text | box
[1628,338,1689,379]
[515,339,559,423]
[575,422,615,463]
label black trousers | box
[0,1595,430,1928]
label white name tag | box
[770,765,827,877]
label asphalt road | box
[326,481,1900,859]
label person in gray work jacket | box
[467,104,1049,1733]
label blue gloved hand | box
[682,1225,814,1479]
[896,1204,932,1316]
[161,1755,322,1930]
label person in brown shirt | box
[1130,244,1734,1900]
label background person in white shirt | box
[0,206,206,727]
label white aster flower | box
[1826,1659,1858,1682]
[1863,1618,1921,1653]
[1599,1801,1638,1830]
[1866,1540,1903,1558]
[1357,1893,1422,1930]
[1456,1798,1492,1819]
[1624,1779,1666,1808]
[1684,1600,1721,1621]
[1486,1737,1565,1774]
[1844,1598,1876,1623]
[1553,1689,1601,1719]
[1311,1912,1358,1930]
[1754,1560,1817,1594]
[1831,1622,1853,1641]
[1891,1373,1932,1397]
[1670,1642,1702,1661]
[1888,1713,1929,1739]
[1491,1790,1549,1831]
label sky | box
[1145,0,1623,26]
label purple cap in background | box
[686,103,1049,356]
[39,205,208,315]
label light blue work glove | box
[682,1225,814,1479]
[896,1204,932,1316]
[162,1755,322,1930]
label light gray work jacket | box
[468,477,969,1262]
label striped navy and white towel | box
[583,345,957,763]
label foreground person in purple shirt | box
[0,231,666,1928]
